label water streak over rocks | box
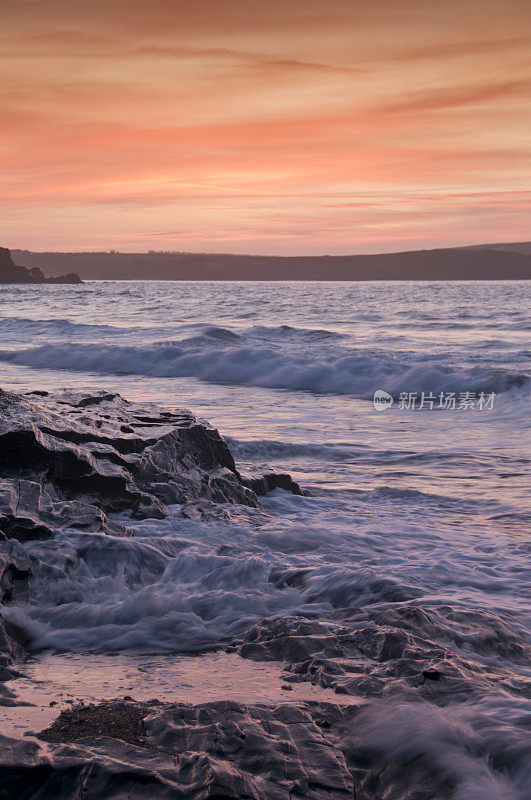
[0,381,528,799]
[232,613,530,703]
[0,388,300,668]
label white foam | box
[0,340,527,397]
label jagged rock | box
[0,388,301,537]
[231,613,531,703]
[0,551,30,692]
[11,699,355,799]
[0,478,128,541]
[0,575,25,694]
[0,550,31,604]
[0,247,82,284]
[243,472,303,496]
[0,611,23,673]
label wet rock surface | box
[0,699,354,799]
[232,610,530,702]
[0,389,528,799]
[243,472,303,497]
[3,684,527,800]
[0,550,28,702]
[0,387,301,542]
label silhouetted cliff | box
[0,247,82,284]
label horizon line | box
[9,240,530,259]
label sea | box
[0,280,529,798]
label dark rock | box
[0,477,129,541]
[0,700,357,798]
[0,550,31,604]
[231,613,531,704]
[0,571,24,673]
[0,389,302,540]
[369,604,530,664]
[0,734,53,795]
[39,701,150,747]
[422,669,443,681]
[47,272,83,284]
[243,472,303,496]
[0,247,82,284]
[144,700,354,799]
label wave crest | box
[0,339,527,398]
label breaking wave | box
[0,339,527,398]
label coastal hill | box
[0,247,82,284]
[10,242,531,281]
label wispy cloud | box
[374,79,531,115]
[137,45,362,75]
[382,36,531,63]
[1,0,530,251]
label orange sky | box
[2,0,530,254]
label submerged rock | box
[243,471,303,496]
[231,611,531,704]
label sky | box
[1,0,530,255]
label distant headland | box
[0,247,82,285]
[8,242,531,281]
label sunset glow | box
[2,0,530,253]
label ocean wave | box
[2,526,327,654]
[246,324,346,340]
[361,485,478,508]
[226,438,368,462]
[347,697,529,800]
[0,339,528,398]
[0,316,163,339]
[0,317,347,347]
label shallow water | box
[0,280,529,798]
[1,650,359,739]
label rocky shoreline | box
[0,388,300,689]
[2,697,359,799]
[0,389,360,799]
[0,389,528,799]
